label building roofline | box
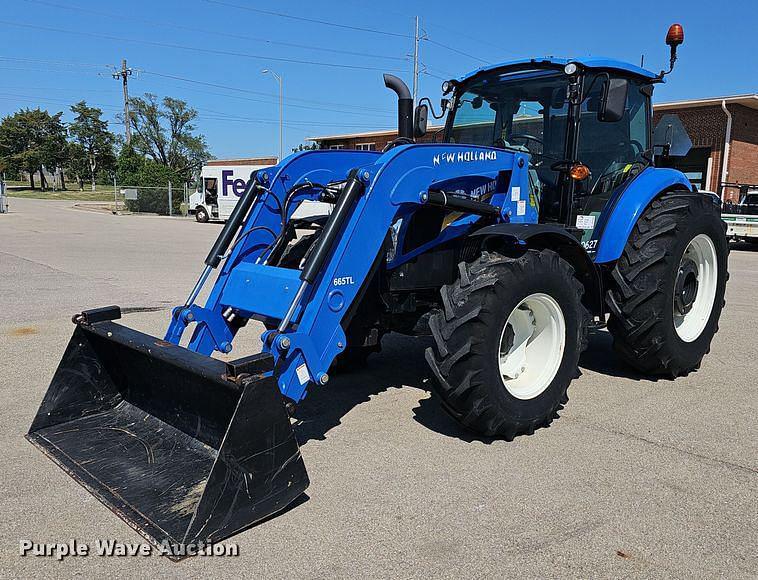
[205,157,278,166]
[306,126,442,142]
[307,94,758,142]
[654,93,758,110]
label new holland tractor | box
[29,24,728,554]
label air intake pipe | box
[383,74,413,140]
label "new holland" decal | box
[433,150,497,167]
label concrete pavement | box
[1,197,756,578]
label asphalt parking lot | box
[1,197,756,578]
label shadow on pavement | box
[292,333,491,445]
[293,326,664,446]
[729,241,758,252]
[579,328,650,381]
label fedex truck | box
[189,158,277,222]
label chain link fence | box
[113,181,191,216]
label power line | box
[0,91,390,130]
[20,0,408,63]
[202,0,410,39]
[0,56,394,114]
[424,38,488,64]
[0,55,112,69]
[422,21,511,56]
[140,70,394,115]
[0,20,409,72]
[142,75,394,119]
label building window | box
[355,143,376,151]
[328,144,345,150]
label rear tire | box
[195,206,209,223]
[425,250,589,438]
[606,190,729,377]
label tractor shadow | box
[579,328,650,381]
[292,333,490,445]
[293,328,653,446]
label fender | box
[471,223,603,316]
[593,167,692,264]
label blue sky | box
[0,0,755,159]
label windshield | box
[447,70,570,217]
[447,70,569,161]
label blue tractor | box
[29,24,728,555]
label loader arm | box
[167,144,531,402]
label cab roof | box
[458,57,660,83]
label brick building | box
[308,94,758,202]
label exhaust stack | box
[383,73,413,140]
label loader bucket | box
[27,311,308,558]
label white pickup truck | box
[721,191,758,244]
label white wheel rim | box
[498,293,566,400]
[674,233,718,342]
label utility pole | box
[113,59,133,145]
[412,16,420,107]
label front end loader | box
[29,24,728,555]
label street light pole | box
[262,69,283,162]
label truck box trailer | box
[189,158,276,222]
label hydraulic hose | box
[300,170,364,284]
[204,171,260,268]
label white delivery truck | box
[189,158,277,222]
[189,157,332,223]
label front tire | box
[195,206,209,223]
[425,250,589,438]
[606,190,729,377]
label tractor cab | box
[440,57,658,232]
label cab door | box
[572,75,651,249]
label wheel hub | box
[498,293,566,400]
[673,233,719,343]
[674,258,699,315]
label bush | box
[123,159,184,215]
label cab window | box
[577,76,651,198]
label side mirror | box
[414,103,428,138]
[598,78,628,122]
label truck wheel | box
[195,206,209,223]
[606,190,728,377]
[425,250,589,439]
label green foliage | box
[0,108,67,189]
[128,93,210,181]
[292,142,320,153]
[65,142,90,190]
[115,143,145,186]
[68,101,116,190]
[124,160,183,215]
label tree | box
[68,101,116,191]
[292,142,320,153]
[65,142,90,190]
[128,93,209,180]
[0,108,67,189]
[115,142,144,186]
